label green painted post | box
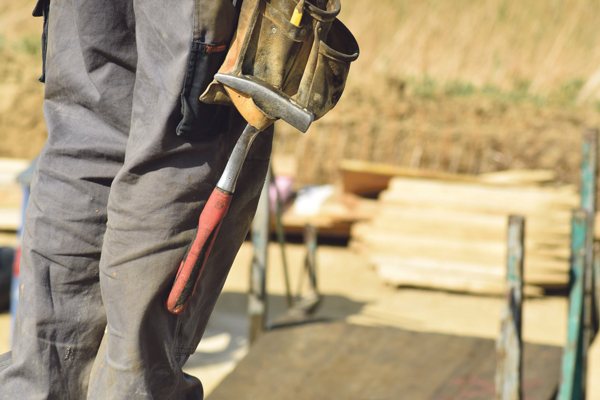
[580,128,598,399]
[593,242,600,343]
[495,215,525,400]
[558,209,588,400]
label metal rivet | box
[271,28,277,34]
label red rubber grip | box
[165,188,232,314]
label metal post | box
[304,224,319,300]
[291,224,321,315]
[495,215,525,400]
[558,209,588,400]
[248,165,271,344]
[270,168,293,308]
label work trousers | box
[0,0,272,398]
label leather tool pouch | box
[200,0,358,125]
[296,8,358,120]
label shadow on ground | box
[183,291,367,370]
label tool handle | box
[165,188,232,314]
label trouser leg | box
[85,0,272,399]
[0,0,268,398]
[0,0,136,398]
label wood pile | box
[351,170,588,296]
[0,158,28,231]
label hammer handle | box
[165,188,232,314]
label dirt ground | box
[1,241,598,398]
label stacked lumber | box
[351,170,585,295]
[0,158,28,231]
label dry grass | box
[4,0,600,186]
[341,0,600,99]
[272,0,600,186]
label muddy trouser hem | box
[0,0,271,399]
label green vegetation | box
[341,0,600,106]
[400,75,587,109]
[13,35,41,56]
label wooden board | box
[340,159,479,196]
[208,322,561,400]
[340,160,557,196]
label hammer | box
[165,74,313,314]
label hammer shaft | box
[165,124,261,314]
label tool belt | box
[200,0,359,129]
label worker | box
[0,0,358,397]
[0,0,272,398]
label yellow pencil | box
[290,0,305,26]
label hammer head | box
[215,73,314,133]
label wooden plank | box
[496,215,525,400]
[0,184,22,209]
[354,221,570,257]
[384,178,578,214]
[376,261,507,295]
[478,169,556,186]
[340,159,478,195]
[372,206,572,237]
[558,209,588,400]
[0,158,30,186]
[208,322,561,400]
[375,260,546,296]
[341,160,556,196]
[0,208,20,231]
[355,230,569,272]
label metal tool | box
[165,74,313,314]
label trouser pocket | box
[32,0,50,83]
[176,0,239,139]
[176,42,229,138]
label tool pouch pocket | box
[296,18,358,120]
[240,0,313,95]
[32,0,50,83]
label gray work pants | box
[0,0,272,398]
